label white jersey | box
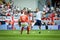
[35,11,43,20]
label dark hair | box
[21,10,23,14]
[23,7,26,10]
[27,11,31,14]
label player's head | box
[23,7,27,12]
[27,11,31,14]
[21,10,23,14]
[36,8,39,12]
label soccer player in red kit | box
[20,13,30,34]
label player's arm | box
[18,17,21,27]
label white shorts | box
[21,22,28,27]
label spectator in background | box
[7,20,12,30]
[49,11,55,21]
[0,22,1,25]
[43,5,49,13]
[50,7,54,12]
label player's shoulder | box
[39,11,43,13]
[37,11,43,14]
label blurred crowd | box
[0,0,60,25]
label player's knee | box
[21,27,24,30]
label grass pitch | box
[0,30,60,40]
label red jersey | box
[20,14,29,22]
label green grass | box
[0,30,60,40]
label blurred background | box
[0,0,60,30]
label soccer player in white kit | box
[34,8,43,34]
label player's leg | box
[38,20,41,33]
[21,23,26,34]
[39,25,41,34]
[21,27,24,34]
[27,26,30,34]
[26,23,30,34]
[36,20,41,34]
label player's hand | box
[34,20,36,23]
